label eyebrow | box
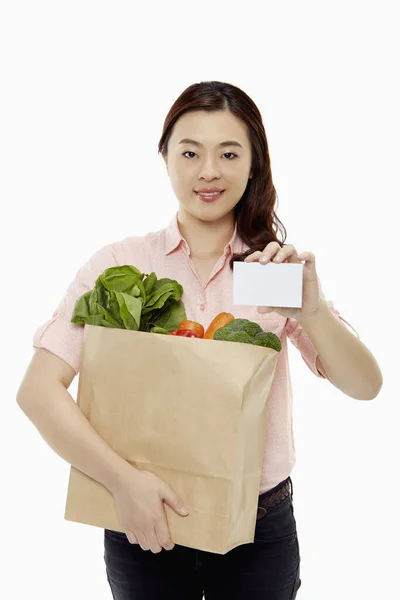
[178,137,243,149]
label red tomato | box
[169,330,178,335]
[177,320,205,338]
[176,328,201,338]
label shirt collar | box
[164,212,245,257]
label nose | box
[197,157,221,181]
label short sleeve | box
[32,243,120,376]
[285,276,360,379]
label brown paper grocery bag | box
[64,324,280,554]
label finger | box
[259,243,284,263]
[244,251,263,262]
[146,528,163,554]
[126,529,139,544]
[159,482,189,516]
[273,252,292,263]
[137,531,150,551]
[260,252,275,263]
[272,244,297,263]
[248,242,281,261]
[156,513,175,551]
[298,252,314,262]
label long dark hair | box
[158,80,287,269]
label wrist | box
[298,299,329,325]
[108,459,141,495]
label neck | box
[177,209,236,258]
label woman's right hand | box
[112,468,190,553]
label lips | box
[195,190,225,202]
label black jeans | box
[104,476,302,599]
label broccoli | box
[241,321,263,337]
[214,329,253,344]
[252,331,281,352]
[214,318,263,337]
[212,318,281,351]
[217,318,249,332]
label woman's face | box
[164,109,253,223]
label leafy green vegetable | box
[213,318,281,351]
[71,265,186,332]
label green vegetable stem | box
[150,327,172,335]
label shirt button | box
[199,304,205,311]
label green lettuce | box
[71,265,186,332]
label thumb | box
[160,485,190,516]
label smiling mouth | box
[195,190,225,197]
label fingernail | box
[180,506,189,514]
[260,257,268,263]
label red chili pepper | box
[176,328,201,338]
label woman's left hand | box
[244,242,325,321]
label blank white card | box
[233,262,303,307]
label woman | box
[23,80,382,599]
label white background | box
[2,1,398,598]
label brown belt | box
[256,477,292,520]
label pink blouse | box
[33,212,359,493]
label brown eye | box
[182,152,238,160]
